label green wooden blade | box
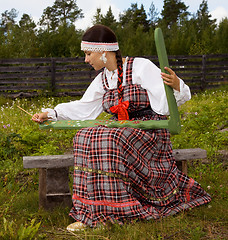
[39,119,169,130]
[154,28,181,134]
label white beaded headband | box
[81,41,119,52]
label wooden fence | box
[0,54,227,98]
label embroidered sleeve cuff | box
[41,108,57,121]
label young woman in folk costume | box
[32,24,211,231]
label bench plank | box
[23,154,73,168]
[23,148,207,169]
[172,148,207,161]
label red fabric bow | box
[110,100,129,120]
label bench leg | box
[182,160,188,175]
[39,168,72,210]
[176,160,188,175]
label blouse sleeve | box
[132,58,191,115]
[173,78,192,106]
[43,72,105,120]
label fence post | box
[51,59,56,93]
[201,55,206,90]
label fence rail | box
[0,54,227,97]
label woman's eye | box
[85,52,91,56]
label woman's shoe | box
[67,222,86,231]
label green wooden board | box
[154,28,181,134]
[40,119,169,130]
[40,28,181,134]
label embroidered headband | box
[81,41,119,52]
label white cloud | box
[210,7,228,23]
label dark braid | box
[116,50,123,101]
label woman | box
[32,25,211,231]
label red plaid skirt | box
[69,125,211,227]
[69,57,211,227]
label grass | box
[0,86,227,239]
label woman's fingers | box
[32,114,42,122]
[161,67,180,91]
[32,113,47,123]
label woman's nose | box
[85,55,89,63]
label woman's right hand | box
[32,112,48,123]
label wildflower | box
[207,185,211,190]
[3,125,7,128]
[195,112,198,115]
[7,124,10,127]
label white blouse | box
[43,57,191,121]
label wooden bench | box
[23,148,207,210]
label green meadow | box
[0,86,227,239]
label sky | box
[0,0,227,30]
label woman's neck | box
[104,50,126,72]
[106,62,117,72]
[105,52,117,71]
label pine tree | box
[148,2,160,28]
[92,7,117,31]
[119,3,149,32]
[39,0,83,31]
[161,0,189,28]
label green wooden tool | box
[40,28,181,134]
[154,27,181,134]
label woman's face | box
[84,51,104,71]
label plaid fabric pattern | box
[102,57,151,116]
[69,58,211,227]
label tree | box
[0,8,18,33]
[19,14,36,31]
[148,2,160,28]
[0,9,19,58]
[119,3,149,32]
[38,22,83,57]
[92,8,103,25]
[16,14,38,57]
[52,0,83,25]
[101,7,117,29]
[215,18,228,53]
[161,0,189,28]
[39,6,58,32]
[92,7,117,31]
[195,0,216,34]
[189,0,217,54]
[120,26,155,56]
[39,0,83,31]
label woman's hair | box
[82,24,117,43]
[82,25,124,100]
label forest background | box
[0,0,228,59]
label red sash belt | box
[110,99,129,120]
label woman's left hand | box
[161,67,180,92]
